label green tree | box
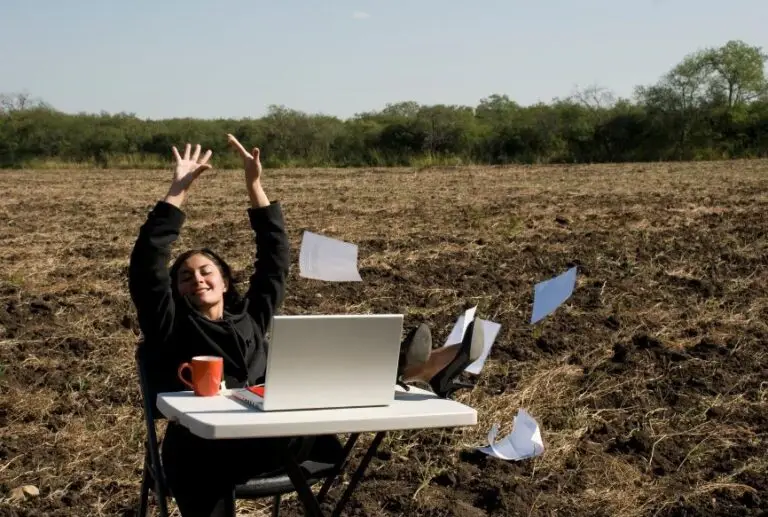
[704,40,768,109]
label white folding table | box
[156,385,477,517]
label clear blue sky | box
[2,0,766,120]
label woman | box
[128,135,483,516]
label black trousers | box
[161,422,318,517]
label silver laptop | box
[255,314,404,411]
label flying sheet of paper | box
[298,231,362,282]
[465,320,502,375]
[477,409,544,461]
[530,266,577,324]
[442,306,478,346]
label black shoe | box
[396,323,432,391]
[429,317,484,399]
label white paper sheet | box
[477,409,544,461]
[530,266,577,324]
[298,231,362,282]
[442,306,478,346]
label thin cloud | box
[352,11,371,19]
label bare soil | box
[1,161,767,516]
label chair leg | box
[152,464,170,517]
[271,494,281,517]
[138,461,150,517]
[144,438,170,517]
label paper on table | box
[442,306,478,346]
[477,409,544,461]
[464,320,501,375]
[530,266,577,324]
[298,231,362,282]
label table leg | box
[317,433,360,503]
[330,432,386,517]
[283,432,386,517]
[282,450,326,517]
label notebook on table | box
[232,314,404,411]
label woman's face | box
[176,253,228,309]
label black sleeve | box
[128,201,184,344]
[244,201,290,334]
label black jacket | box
[128,200,290,395]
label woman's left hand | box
[227,134,262,186]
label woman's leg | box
[401,344,462,383]
[402,318,485,384]
[223,434,311,484]
[162,423,316,516]
[161,423,237,517]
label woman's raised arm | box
[227,134,290,333]
[128,144,214,342]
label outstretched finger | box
[183,143,191,160]
[199,149,213,165]
[172,146,182,163]
[192,144,201,162]
[226,134,250,158]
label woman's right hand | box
[164,143,213,208]
[171,143,213,191]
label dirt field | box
[1,161,767,517]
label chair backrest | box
[135,341,166,422]
[135,342,169,489]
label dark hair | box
[169,248,243,311]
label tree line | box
[1,39,767,169]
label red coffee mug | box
[177,356,223,396]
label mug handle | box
[177,362,195,391]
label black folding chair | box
[134,343,344,517]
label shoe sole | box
[405,323,432,365]
[467,318,484,363]
[398,323,432,379]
